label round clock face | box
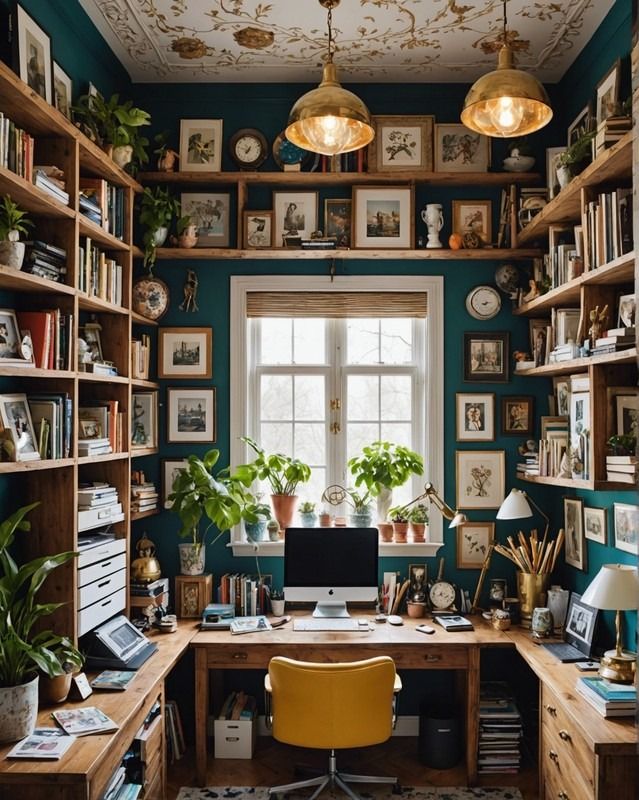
[229,128,268,169]
[132,276,170,321]
[272,131,312,170]
[466,285,502,320]
[429,581,456,610]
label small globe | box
[495,263,520,295]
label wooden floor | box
[167,738,539,799]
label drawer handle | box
[97,580,111,588]
[423,654,442,662]
[232,652,248,660]
[544,704,557,716]
[558,793,570,800]
[548,749,558,763]
[101,561,112,568]
[558,729,571,742]
[100,599,112,608]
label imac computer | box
[284,527,379,618]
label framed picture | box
[352,186,414,249]
[569,391,590,480]
[463,332,510,383]
[408,563,427,597]
[567,103,593,147]
[79,418,102,440]
[555,308,580,347]
[0,309,31,365]
[451,200,492,245]
[455,392,495,442]
[434,124,489,172]
[596,60,620,125]
[0,393,40,461]
[546,146,565,199]
[456,450,505,510]
[564,593,598,651]
[79,323,103,363]
[158,327,212,379]
[456,522,495,569]
[243,210,272,249]
[179,119,223,172]
[584,506,607,545]
[553,378,570,417]
[529,318,549,367]
[131,392,157,449]
[52,61,72,119]
[162,458,189,509]
[617,293,636,328]
[324,198,352,248]
[181,193,230,247]
[564,497,585,569]
[616,394,639,437]
[540,415,569,438]
[613,502,638,554]
[167,387,216,444]
[273,191,318,247]
[368,115,434,172]
[501,396,534,435]
[13,5,52,104]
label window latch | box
[330,422,341,434]
[330,399,341,411]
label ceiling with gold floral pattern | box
[78,0,613,84]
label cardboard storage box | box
[214,718,256,759]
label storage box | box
[214,718,256,759]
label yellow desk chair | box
[264,655,402,800]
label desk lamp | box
[400,482,468,529]
[581,564,639,684]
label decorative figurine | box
[588,303,609,347]
[180,268,199,312]
[521,279,540,303]
[131,533,162,582]
[421,203,444,248]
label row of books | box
[131,334,151,380]
[79,177,127,240]
[17,308,74,370]
[23,239,67,283]
[478,682,523,775]
[131,478,159,514]
[216,573,272,616]
[576,675,636,718]
[79,400,123,454]
[218,690,257,721]
[606,454,637,485]
[34,166,69,205]
[165,700,186,763]
[594,115,632,157]
[29,392,72,459]
[319,150,366,173]
[78,236,124,306]
[0,111,34,182]
[583,186,632,270]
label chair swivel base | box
[268,749,398,800]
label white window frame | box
[230,274,445,557]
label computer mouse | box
[387,615,404,625]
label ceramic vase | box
[0,240,25,269]
[178,542,205,575]
[376,487,393,522]
[244,520,266,542]
[421,203,443,248]
[112,144,133,168]
[531,607,553,638]
[517,572,550,628]
[271,599,285,616]
[178,224,199,249]
[0,675,39,743]
[299,512,317,528]
[349,509,373,528]
[556,164,571,189]
[271,494,298,533]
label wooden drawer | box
[139,714,163,763]
[77,585,126,636]
[78,567,126,609]
[78,552,126,588]
[143,770,163,800]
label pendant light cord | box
[502,0,507,42]
[327,4,334,64]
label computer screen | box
[284,527,379,617]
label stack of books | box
[22,240,67,283]
[129,576,169,599]
[77,483,124,531]
[594,116,632,156]
[478,682,523,775]
[301,237,337,249]
[592,326,636,356]
[77,436,112,457]
[131,479,158,515]
[33,166,69,205]
[218,690,257,721]
[79,188,102,226]
[131,334,151,379]
[606,454,637,484]
[576,676,636,717]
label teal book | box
[580,676,636,702]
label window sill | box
[231,540,444,558]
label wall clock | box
[272,130,312,171]
[229,128,268,170]
[132,276,170,321]
[465,285,502,320]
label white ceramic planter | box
[0,674,39,743]
[112,144,133,168]
[0,240,25,270]
[178,543,205,575]
[271,599,285,616]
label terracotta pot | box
[378,522,393,542]
[39,672,73,705]
[410,522,426,542]
[271,494,298,532]
[178,224,199,249]
[318,512,332,527]
[392,522,408,543]
[406,601,426,618]
[0,675,38,743]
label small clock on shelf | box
[272,130,313,171]
[229,128,268,170]
[465,285,501,320]
[132,276,170,321]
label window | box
[230,276,444,556]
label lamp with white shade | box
[581,564,639,684]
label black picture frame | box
[463,332,510,383]
[564,592,598,656]
[501,395,534,435]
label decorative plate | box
[132,276,170,321]
[272,131,313,170]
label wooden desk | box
[191,614,509,786]
[0,622,197,800]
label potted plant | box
[269,587,285,616]
[408,503,429,543]
[139,186,181,269]
[298,500,317,527]
[39,641,84,705]
[0,195,33,270]
[607,433,636,456]
[153,130,179,172]
[344,488,373,527]
[388,506,409,543]
[0,503,82,742]
[176,214,199,249]
[238,436,311,534]
[503,138,535,172]
[168,449,251,575]
[347,440,424,522]
[242,496,272,542]
[556,130,596,187]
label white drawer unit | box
[77,537,126,570]
[77,585,127,637]
[78,503,125,532]
[78,552,126,588]
[78,567,126,610]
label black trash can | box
[418,704,461,769]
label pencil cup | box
[517,572,549,628]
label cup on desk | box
[517,572,549,628]
[407,601,426,618]
[271,599,285,616]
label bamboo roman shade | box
[246,292,427,318]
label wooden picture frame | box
[243,210,273,249]
[179,119,223,172]
[613,502,639,554]
[408,563,427,597]
[162,458,189,509]
[167,387,216,444]
[52,61,72,119]
[324,198,352,247]
[553,378,570,417]
[529,318,549,367]
[564,496,586,569]
[0,308,31,365]
[596,59,621,125]
[0,392,40,461]
[434,124,489,172]
[567,103,593,147]
[175,574,213,618]
[352,185,414,249]
[79,323,103,364]
[451,200,492,245]
[463,331,510,383]
[368,115,434,172]
[273,191,318,247]
[615,394,639,436]
[78,418,102,440]
[501,396,534,435]
[455,392,495,442]
[13,4,52,104]
[456,522,495,569]
[181,193,230,247]
[584,506,607,544]
[131,392,158,449]
[158,327,212,379]
[456,450,505,510]
[569,391,590,480]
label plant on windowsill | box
[139,186,181,270]
[242,496,272,543]
[408,502,429,543]
[388,505,410,543]
[298,500,317,528]
[321,484,374,528]
[0,195,33,270]
[0,503,83,742]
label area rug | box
[177,787,523,800]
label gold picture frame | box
[368,115,434,172]
[456,450,505,510]
[452,199,492,245]
[456,522,495,569]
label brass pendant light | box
[285,0,374,156]
[461,0,552,138]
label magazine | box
[229,615,272,635]
[52,706,119,736]
[90,670,137,691]
[6,727,76,759]
[433,614,474,631]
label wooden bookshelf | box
[514,347,637,377]
[152,246,541,261]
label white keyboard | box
[293,618,363,631]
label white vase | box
[0,675,39,743]
[421,203,443,248]
[178,543,205,575]
[0,240,25,270]
[376,486,393,522]
[112,144,133,168]
[152,226,169,248]
[556,164,571,189]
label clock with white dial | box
[429,580,457,611]
[465,285,502,320]
[229,128,268,170]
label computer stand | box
[313,601,350,618]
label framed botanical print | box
[463,332,510,383]
[501,396,534,435]
[455,392,495,442]
[162,458,189,509]
[179,119,223,172]
[434,124,490,172]
[368,115,434,172]
[181,193,230,247]
[584,506,607,545]
[0,393,40,461]
[456,522,495,569]
[456,450,505,510]
[13,5,52,104]
[451,200,492,245]
[569,391,590,480]
[596,59,620,125]
[167,387,216,443]
[52,61,72,119]
[564,496,585,569]
[324,198,352,247]
[159,327,212,379]
[613,502,638,554]
[243,210,273,249]
[352,185,414,249]
[273,191,318,247]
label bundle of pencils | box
[494,528,565,574]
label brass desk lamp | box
[399,482,468,529]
